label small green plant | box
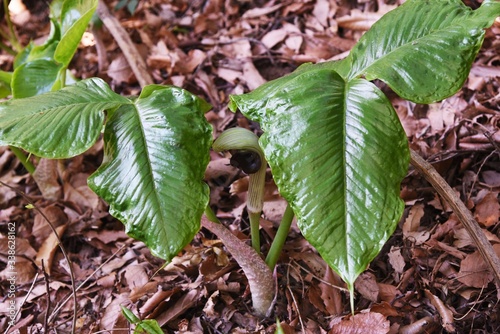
[1,0,499,317]
[121,306,163,334]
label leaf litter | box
[0,0,499,332]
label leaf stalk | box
[265,203,294,270]
[9,146,36,174]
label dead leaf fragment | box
[458,244,500,287]
[33,158,61,200]
[35,224,67,275]
[329,311,390,334]
[474,192,500,227]
[424,289,455,333]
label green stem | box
[249,211,261,254]
[0,39,16,55]
[10,146,36,174]
[204,205,220,224]
[265,203,294,270]
[3,0,21,53]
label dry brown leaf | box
[32,205,67,245]
[481,170,500,187]
[458,244,500,287]
[242,4,283,18]
[0,260,36,284]
[107,54,134,84]
[99,293,130,331]
[329,311,390,334]
[313,0,330,27]
[35,224,67,275]
[156,289,201,326]
[336,9,391,31]
[354,272,379,303]
[424,289,455,333]
[370,301,400,318]
[177,49,205,74]
[139,287,177,315]
[387,246,405,279]
[241,60,267,90]
[453,227,500,249]
[377,283,400,303]
[32,158,61,200]
[403,202,424,234]
[474,191,500,227]
[125,264,149,290]
[319,266,344,315]
[399,316,436,334]
[261,28,288,49]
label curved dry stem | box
[410,149,500,289]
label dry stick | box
[96,1,153,88]
[4,272,39,334]
[41,260,51,332]
[410,149,500,288]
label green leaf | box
[135,320,164,334]
[88,86,212,261]
[11,59,62,98]
[0,70,12,98]
[55,0,98,66]
[344,0,500,103]
[230,68,409,291]
[121,306,140,324]
[0,78,129,158]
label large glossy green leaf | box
[55,0,98,66]
[0,78,129,158]
[230,68,409,290]
[88,86,212,261]
[344,0,500,103]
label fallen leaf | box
[474,191,500,227]
[35,224,67,275]
[329,311,390,334]
[424,289,455,333]
[354,272,379,303]
[32,158,61,200]
[387,246,406,279]
[458,244,500,288]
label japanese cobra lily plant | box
[1,0,499,316]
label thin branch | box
[96,1,153,88]
[409,149,500,288]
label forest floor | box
[0,0,500,333]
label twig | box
[41,260,51,332]
[96,1,153,88]
[4,272,39,334]
[409,149,500,289]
